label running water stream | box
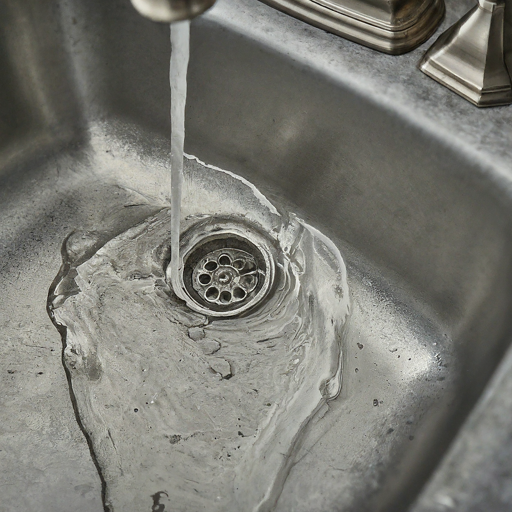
[169,21,190,292]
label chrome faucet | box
[419,0,512,107]
[130,0,216,22]
[261,0,444,54]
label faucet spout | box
[130,0,216,22]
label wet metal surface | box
[1,0,512,511]
[191,247,261,307]
[48,163,350,511]
[178,218,276,317]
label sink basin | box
[2,0,512,511]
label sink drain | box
[192,248,260,307]
[170,218,276,317]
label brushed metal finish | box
[259,0,445,54]
[420,0,512,106]
[131,0,216,21]
[2,0,512,510]
[411,342,512,512]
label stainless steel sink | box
[2,0,512,511]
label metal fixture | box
[259,0,445,54]
[130,0,216,22]
[4,0,512,510]
[171,218,276,317]
[420,0,512,107]
[191,248,261,308]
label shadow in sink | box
[2,0,512,511]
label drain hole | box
[218,254,231,266]
[220,291,232,304]
[206,287,220,300]
[198,274,211,285]
[218,272,231,284]
[182,223,276,316]
[190,244,263,311]
[241,261,256,274]
[233,287,246,300]
[204,261,218,271]
[232,259,245,270]
[240,275,256,290]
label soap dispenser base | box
[419,0,512,107]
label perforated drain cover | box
[170,219,276,317]
[192,247,261,307]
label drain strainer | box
[169,218,276,317]
[192,248,260,307]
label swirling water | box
[49,155,350,512]
[48,21,350,512]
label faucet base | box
[419,0,512,107]
[260,0,445,55]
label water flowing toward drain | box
[168,20,273,320]
[175,218,276,317]
[169,20,190,295]
[47,19,351,512]
[193,248,259,305]
[48,157,350,511]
